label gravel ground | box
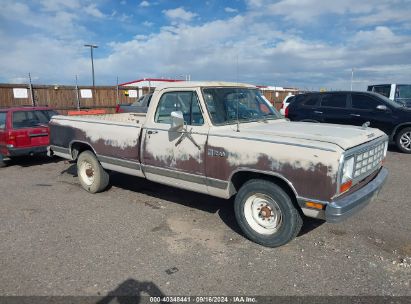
[0,148,410,297]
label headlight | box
[341,157,354,184]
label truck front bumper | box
[325,167,388,223]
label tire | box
[77,150,109,193]
[396,127,411,154]
[234,179,303,247]
[0,155,6,168]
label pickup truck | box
[48,82,389,247]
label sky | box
[0,0,410,90]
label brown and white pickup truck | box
[49,82,389,247]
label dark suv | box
[286,91,411,153]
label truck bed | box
[62,113,146,125]
[49,113,145,167]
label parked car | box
[367,84,411,107]
[49,82,388,247]
[280,94,295,116]
[0,107,58,167]
[286,91,411,153]
[115,93,153,113]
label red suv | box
[0,107,58,167]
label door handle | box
[314,111,323,114]
[350,114,361,117]
[147,130,158,135]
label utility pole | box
[351,68,354,91]
[75,75,80,110]
[84,44,98,87]
[28,72,35,107]
[116,76,119,105]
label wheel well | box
[230,171,298,205]
[70,142,95,160]
[394,124,411,140]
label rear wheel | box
[77,151,109,193]
[396,127,411,154]
[234,179,303,247]
[0,154,6,168]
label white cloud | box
[354,6,411,26]
[139,1,150,7]
[142,21,154,27]
[265,0,373,23]
[39,0,81,11]
[0,2,86,39]
[225,7,238,13]
[84,4,106,18]
[163,7,197,22]
[0,0,410,90]
[245,0,266,8]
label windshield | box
[396,85,411,107]
[202,88,280,125]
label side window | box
[0,112,6,129]
[12,111,34,129]
[34,110,49,123]
[45,110,58,119]
[301,95,319,106]
[371,85,391,98]
[321,94,347,108]
[155,91,204,126]
[351,94,382,110]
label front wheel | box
[234,179,302,247]
[77,151,109,193]
[396,127,411,154]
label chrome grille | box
[353,141,386,179]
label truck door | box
[142,90,209,194]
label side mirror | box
[376,105,388,111]
[170,111,184,130]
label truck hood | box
[237,120,385,150]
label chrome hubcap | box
[79,160,95,186]
[400,132,411,151]
[243,194,282,235]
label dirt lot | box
[0,148,410,297]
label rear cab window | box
[0,112,7,129]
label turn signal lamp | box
[340,180,353,193]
